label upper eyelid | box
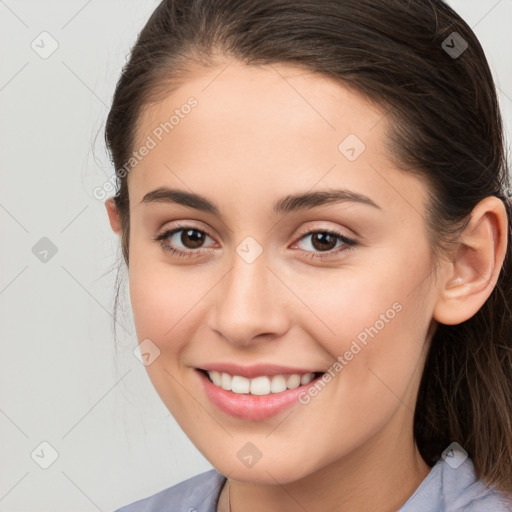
[158,218,354,237]
[158,223,349,237]
[157,223,356,249]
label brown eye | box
[309,232,339,252]
[294,229,357,260]
[178,228,206,249]
[155,225,216,257]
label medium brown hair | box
[104,0,512,494]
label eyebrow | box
[141,186,381,214]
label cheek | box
[127,258,210,417]
[128,253,208,342]
[282,255,433,469]
[296,246,433,393]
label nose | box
[207,252,290,347]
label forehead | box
[128,61,427,219]
[135,60,386,148]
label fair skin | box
[105,61,508,512]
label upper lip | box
[198,363,324,379]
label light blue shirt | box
[113,457,512,511]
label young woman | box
[104,1,512,510]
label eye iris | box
[181,229,205,249]
[311,232,337,251]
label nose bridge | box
[209,249,287,345]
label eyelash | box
[154,224,357,260]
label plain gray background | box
[1,1,511,511]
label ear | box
[105,197,122,236]
[432,196,508,325]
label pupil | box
[312,232,336,251]
[183,229,204,249]
[178,231,337,251]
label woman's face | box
[121,62,440,483]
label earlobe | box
[432,196,508,326]
[105,196,122,235]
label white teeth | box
[232,375,250,394]
[250,376,271,395]
[220,372,232,391]
[210,371,221,386]
[270,375,286,393]
[301,373,314,385]
[286,374,301,389]
[206,371,318,395]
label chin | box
[210,453,316,485]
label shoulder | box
[399,456,512,512]
[112,468,226,512]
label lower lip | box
[197,369,324,421]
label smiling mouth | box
[199,369,325,396]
